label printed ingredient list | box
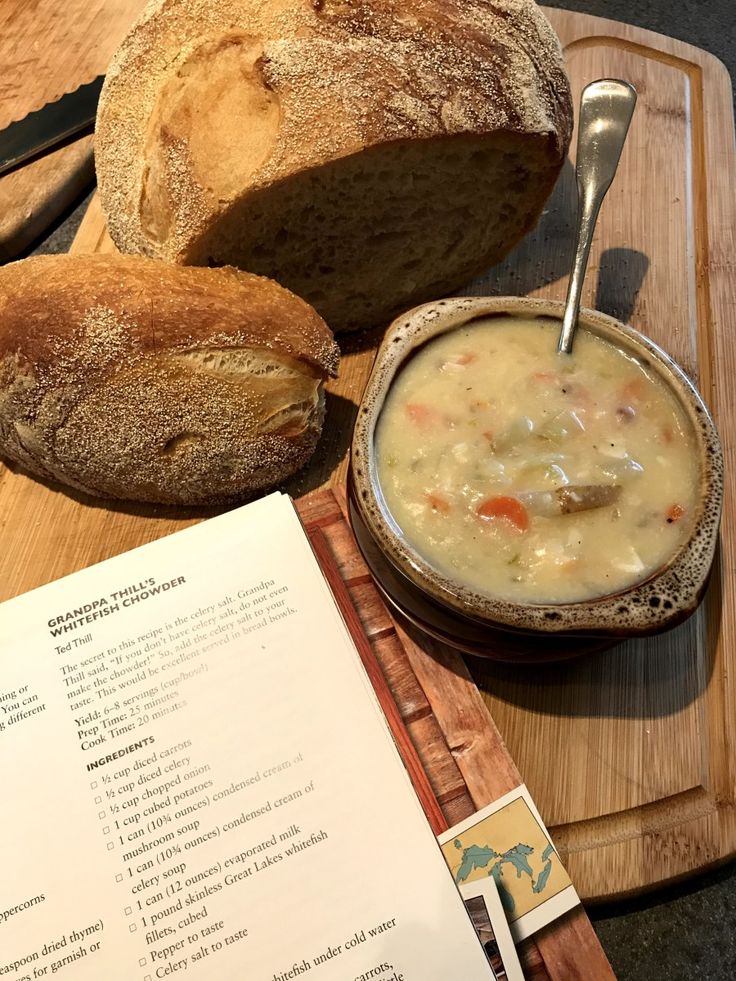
[1,494,490,981]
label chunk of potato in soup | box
[375,317,698,603]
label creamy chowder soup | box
[375,317,698,603]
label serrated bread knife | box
[0,75,104,178]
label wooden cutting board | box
[2,7,735,904]
[0,0,146,258]
[469,10,736,902]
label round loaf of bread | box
[0,254,339,505]
[95,0,573,332]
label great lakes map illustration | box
[453,839,557,915]
[440,796,574,923]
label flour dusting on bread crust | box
[0,255,338,505]
[95,0,573,331]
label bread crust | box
[95,0,573,327]
[0,254,339,504]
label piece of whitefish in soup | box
[375,316,698,604]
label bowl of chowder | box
[349,296,723,659]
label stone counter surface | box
[24,0,736,978]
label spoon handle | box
[558,79,637,354]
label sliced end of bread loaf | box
[179,132,562,332]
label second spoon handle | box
[557,79,637,354]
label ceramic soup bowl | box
[349,296,723,660]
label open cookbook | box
[0,492,502,980]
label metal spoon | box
[557,79,637,354]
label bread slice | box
[0,255,338,505]
[95,0,573,332]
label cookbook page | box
[0,493,489,981]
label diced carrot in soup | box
[443,352,478,368]
[477,496,530,531]
[621,377,648,402]
[425,492,451,514]
[405,403,440,428]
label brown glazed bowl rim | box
[350,296,724,638]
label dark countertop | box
[28,2,736,978]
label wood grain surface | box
[467,10,736,903]
[300,490,614,981]
[0,0,146,258]
[1,6,735,906]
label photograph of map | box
[462,877,523,981]
[439,785,580,941]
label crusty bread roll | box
[95,0,572,332]
[0,254,338,505]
